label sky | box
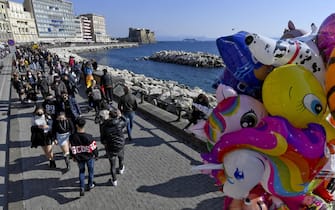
[11,0,335,41]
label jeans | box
[77,158,95,190]
[105,87,113,103]
[123,111,135,139]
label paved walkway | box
[5,62,223,209]
[0,53,14,210]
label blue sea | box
[79,41,224,93]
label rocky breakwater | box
[56,42,139,53]
[148,50,224,68]
[49,45,218,116]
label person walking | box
[12,72,25,103]
[51,75,67,104]
[36,71,50,100]
[30,106,56,168]
[101,109,127,186]
[69,117,99,196]
[183,93,210,130]
[52,112,74,171]
[118,86,137,141]
[58,92,81,124]
[100,69,113,104]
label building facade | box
[23,0,76,42]
[80,13,109,43]
[8,1,38,43]
[79,15,92,42]
[0,0,13,43]
[73,16,82,41]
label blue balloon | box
[215,31,266,100]
[216,31,264,86]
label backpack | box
[92,87,102,101]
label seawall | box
[51,42,139,53]
[48,44,218,112]
[48,43,216,151]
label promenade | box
[0,54,223,209]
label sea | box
[78,41,224,94]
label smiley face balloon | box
[262,64,326,128]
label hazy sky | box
[11,0,335,40]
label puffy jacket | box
[101,116,126,154]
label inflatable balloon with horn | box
[188,83,267,151]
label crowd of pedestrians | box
[11,45,137,196]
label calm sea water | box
[79,41,223,93]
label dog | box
[245,32,325,87]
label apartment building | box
[0,0,13,43]
[8,1,38,43]
[23,0,77,42]
[79,15,92,42]
[80,13,110,43]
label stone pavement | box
[5,64,223,209]
[0,53,14,210]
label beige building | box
[81,13,110,43]
[8,1,38,43]
[79,15,92,42]
[0,0,13,43]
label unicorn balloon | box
[194,116,328,209]
[188,84,267,150]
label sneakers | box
[119,166,125,174]
[80,188,85,196]
[109,179,118,186]
[49,160,56,168]
[86,183,95,191]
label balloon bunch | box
[192,16,335,210]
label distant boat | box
[183,38,198,42]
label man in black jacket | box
[101,109,127,186]
[69,117,98,196]
[118,86,137,141]
[100,69,113,104]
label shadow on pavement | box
[181,197,223,210]
[7,177,80,205]
[131,121,203,166]
[8,140,31,149]
[9,154,63,174]
[137,173,219,198]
